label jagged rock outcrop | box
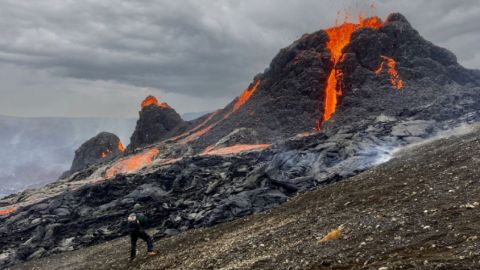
[69,132,124,174]
[128,96,187,150]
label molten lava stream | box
[105,147,159,179]
[176,80,261,145]
[201,144,270,156]
[320,17,384,126]
[0,207,16,216]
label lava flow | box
[201,144,271,156]
[375,55,404,89]
[118,142,125,152]
[105,147,159,179]
[177,80,261,145]
[141,95,171,109]
[224,80,261,119]
[0,207,16,216]
[322,16,384,125]
[101,149,110,158]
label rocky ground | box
[11,125,480,270]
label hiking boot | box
[147,251,157,257]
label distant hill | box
[0,115,135,198]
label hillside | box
[12,126,480,270]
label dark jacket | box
[127,213,148,232]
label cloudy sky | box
[1,0,479,118]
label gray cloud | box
[0,0,479,117]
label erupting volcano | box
[3,10,480,269]
[321,16,384,125]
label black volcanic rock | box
[184,31,331,151]
[128,96,187,150]
[213,128,261,148]
[321,13,480,130]
[182,14,480,152]
[69,132,123,173]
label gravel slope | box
[11,128,480,270]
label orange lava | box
[118,142,125,152]
[141,95,171,109]
[376,55,404,89]
[224,80,261,120]
[169,111,220,143]
[101,149,111,158]
[178,124,215,145]
[105,147,159,179]
[232,80,261,114]
[201,144,270,156]
[169,81,260,145]
[0,207,16,216]
[322,16,384,123]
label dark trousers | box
[130,230,154,259]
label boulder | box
[69,132,124,173]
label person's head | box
[133,203,142,211]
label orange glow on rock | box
[101,148,111,158]
[141,95,171,109]
[178,124,215,145]
[232,80,261,113]
[322,16,384,124]
[376,55,404,89]
[224,80,261,119]
[118,142,125,152]
[169,111,220,143]
[201,144,270,156]
[105,147,159,179]
[0,207,16,216]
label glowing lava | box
[118,142,125,152]
[224,80,261,120]
[375,55,404,89]
[174,80,261,145]
[322,16,384,124]
[141,95,171,109]
[0,207,16,216]
[231,80,260,116]
[105,147,159,179]
[178,123,216,145]
[201,144,271,156]
[101,149,109,158]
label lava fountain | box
[322,16,384,125]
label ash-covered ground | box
[12,125,480,270]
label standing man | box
[128,204,157,260]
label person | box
[128,204,157,260]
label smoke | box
[267,121,480,190]
[0,116,136,198]
[392,123,479,157]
